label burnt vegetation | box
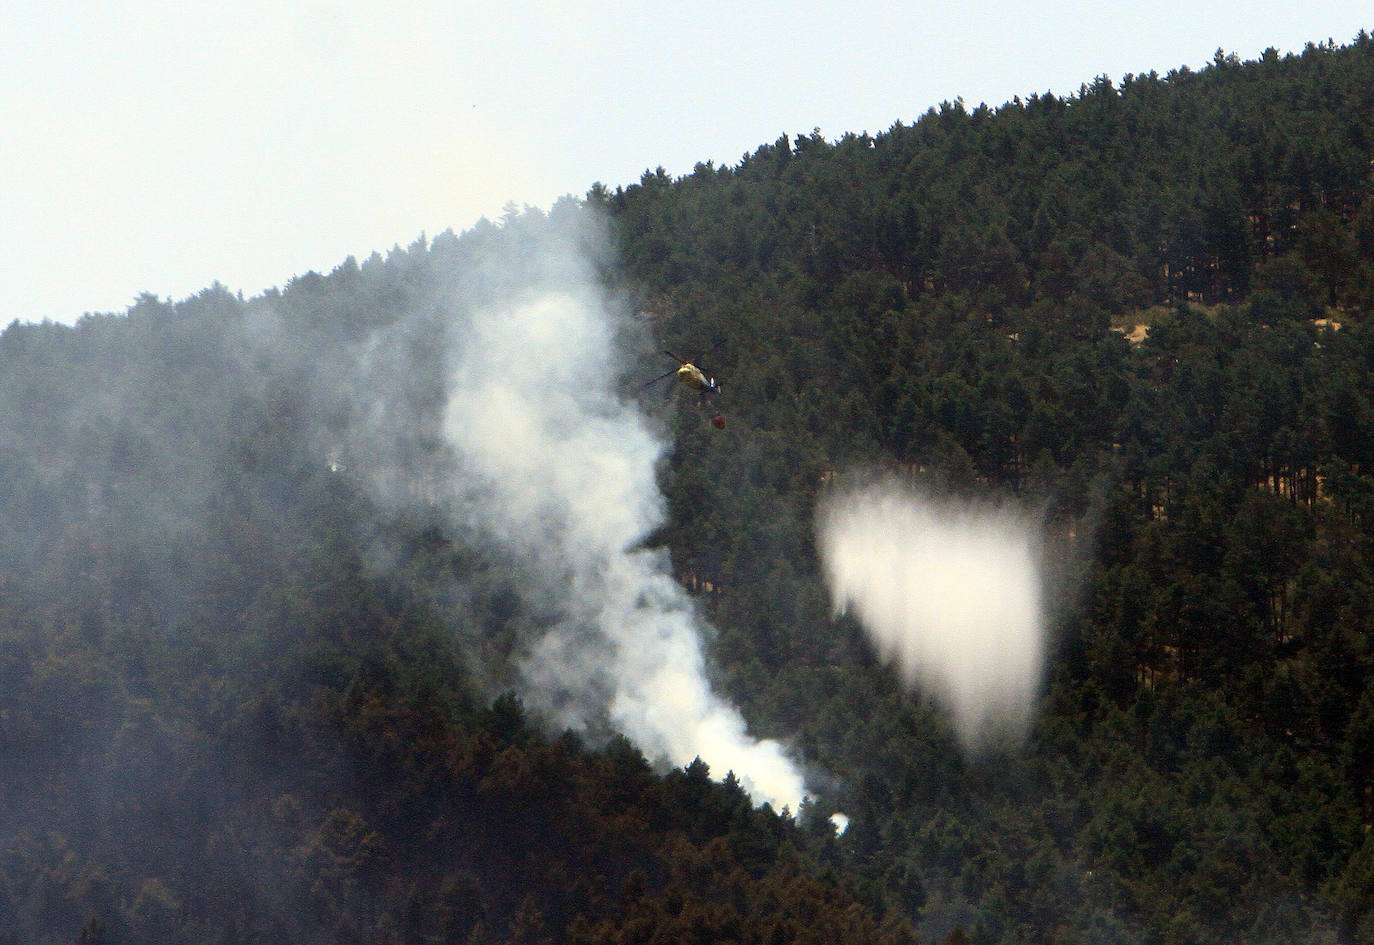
[4,32,1374,945]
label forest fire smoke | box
[816,480,1045,750]
[438,214,806,811]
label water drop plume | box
[816,478,1046,751]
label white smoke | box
[437,214,806,811]
[816,479,1045,751]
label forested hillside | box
[3,31,1374,945]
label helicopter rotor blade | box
[687,341,721,376]
[663,349,688,364]
[641,368,679,388]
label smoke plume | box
[432,212,806,811]
[816,479,1045,751]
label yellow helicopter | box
[644,350,726,427]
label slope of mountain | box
[3,31,1374,945]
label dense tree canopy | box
[3,30,1374,945]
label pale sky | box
[3,1,1370,326]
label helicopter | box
[644,350,726,428]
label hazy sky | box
[4,1,1370,326]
